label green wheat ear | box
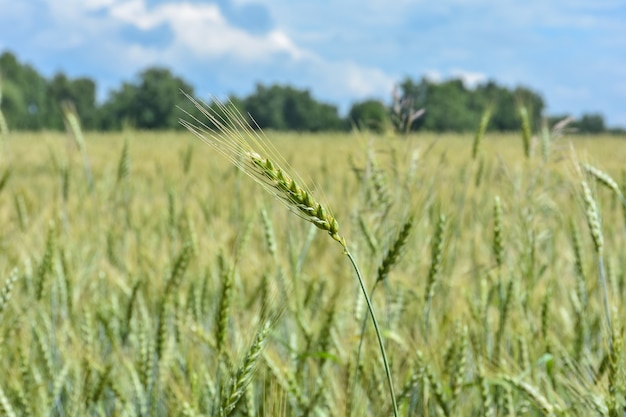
[179,93,345,247]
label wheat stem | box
[346,249,398,417]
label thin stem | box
[597,254,613,354]
[346,249,398,417]
[353,280,380,405]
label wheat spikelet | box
[581,180,613,352]
[502,384,516,417]
[156,245,193,362]
[495,278,514,364]
[493,196,504,268]
[581,181,604,253]
[415,350,450,416]
[260,208,278,262]
[475,156,485,187]
[0,268,18,320]
[33,325,54,382]
[14,193,29,231]
[137,322,152,391]
[519,106,532,158]
[48,363,70,412]
[61,101,93,190]
[216,253,233,355]
[472,107,492,160]
[36,221,56,301]
[220,321,271,416]
[569,221,588,307]
[478,365,495,417]
[0,168,11,195]
[180,93,345,247]
[366,149,392,212]
[582,163,622,196]
[0,384,16,417]
[450,324,468,408]
[116,137,130,184]
[181,143,194,175]
[500,375,561,416]
[376,216,414,284]
[181,211,199,256]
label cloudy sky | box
[1,0,625,126]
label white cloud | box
[106,0,304,62]
[450,69,487,88]
[312,59,396,100]
[424,70,443,83]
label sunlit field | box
[1,129,625,416]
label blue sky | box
[1,0,625,126]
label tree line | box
[0,50,620,134]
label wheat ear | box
[582,163,626,206]
[181,93,398,416]
[519,106,532,159]
[581,181,612,353]
[472,107,491,160]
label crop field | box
[1,123,626,416]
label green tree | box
[577,113,605,134]
[99,67,195,130]
[395,76,545,132]
[349,99,390,133]
[0,51,51,129]
[47,73,97,130]
[243,84,346,132]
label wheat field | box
[0,128,625,416]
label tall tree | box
[349,99,390,133]
[576,113,605,134]
[243,84,345,132]
[47,73,97,130]
[99,67,195,130]
[0,51,50,129]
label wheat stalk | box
[581,180,612,353]
[220,321,271,417]
[181,93,399,417]
[61,101,94,191]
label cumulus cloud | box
[106,0,304,61]
[306,58,396,101]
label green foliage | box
[395,77,545,132]
[242,84,346,131]
[0,51,53,129]
[6,49,618,135]
[577,113,606,134]
[48,73,98,130]
[349,99,390,133]
[99,67,197,130]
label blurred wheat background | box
[1,122,625,415]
